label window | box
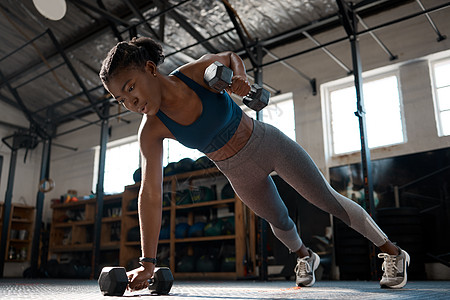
[323,73,405,155]
[241,92,296,141]
[93,137,140,194]
[162,139,203,167]
[430,58,450,137]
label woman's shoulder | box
[138,115,173,144]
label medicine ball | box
[204,219,224,237]
[177,255,196,273]
[133,167,141,183]
[191,186,214,203]
[188,222,206,237]
[175,189,192,205]
[221,183,234,199]
[164,162,177,176]
[192,156,215,170]
[196,255,217,272]
[159,226,170,240]
[221,216,235,235]
[175,158,194,174]
[175,223,190,239]
[127,226,140,242]
[221,257,236,272]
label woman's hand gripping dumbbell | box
[204,61,270,112]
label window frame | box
[322,69,406,157]
[429,57,450,137]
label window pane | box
[434,61,450,88]
[437,86,450,111]
[364,76,404,147]
[241,93,296,141]
[104,141,140,194]
[163,139,203,166]
[440,110,450,136]
[329,75,404,155]
[330,87,361,154]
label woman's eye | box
[128,84,134,93]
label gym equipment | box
[127,226,140,242]
[191,186,214,203]
[221,183,235,199]
[127,198,138,211]
[162,192,171,207]
[221,216,235,235]
[164,162,177,176]
[192,156,215,170]
[176,255,196,272]
[175,158,194,173]
[159,226,170,240]
[188,222,206,237]
[133,168,141,183]
[204,219,224,236]
[175,189,192,205]
[196,255,217,272]
[204,61,270,112]
[98,266,173,296]
[175,223,190,239]
[221,257,236,272]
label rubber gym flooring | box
[0,279,449,300]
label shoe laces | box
[295,256,311,277]
[378,253,398,278]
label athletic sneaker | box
[294,249,320,287]
[378,247,410,289]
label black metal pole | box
[253,44,268,281]
[30,139,52,277]
[91,103,109,279]
[336,0,378,280]
[0,148,18,277]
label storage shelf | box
[175,198,234,209]
[11,218,33,224]
[175,235,235,243]
[50,243,93,252]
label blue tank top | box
[156,70,242,153]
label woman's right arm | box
[127,118,165,291]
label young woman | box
[99,37,410,291]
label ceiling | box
[0,0,447,142]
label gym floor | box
[0,279,449,300]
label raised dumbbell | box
[98,266,173,296]
[204,61,270,112]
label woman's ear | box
[144,60,157,75]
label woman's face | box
[106,62,161,115]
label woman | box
[99,37,410,291]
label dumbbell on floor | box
[204,61,270,112]
[98,266,173,296]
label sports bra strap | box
[170,70,206,95]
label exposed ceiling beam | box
[154,0,217,53]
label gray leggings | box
[214,120,388,252]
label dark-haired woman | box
[99,37,410,292]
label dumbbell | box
[98,266,173,296]
[204,61,270,112]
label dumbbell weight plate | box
[98,267,128,296]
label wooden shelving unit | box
[120,167,256,279]
[48,194,123,261]
[47,167,256,279]
[0,203,35,262]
